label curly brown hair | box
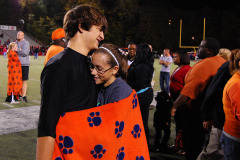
[63,4,108,40]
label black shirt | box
[200,61,231,129]
[127,63,154,92]
[38,48,97,138]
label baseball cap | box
[52,28,65,40]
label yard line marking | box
[0,105,40,135]
[31,100,40,104]
[1,103,14,108]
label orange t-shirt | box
[44,45,64,66]
[181,56,226,103]
[223,72,240,139]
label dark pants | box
[137,88,153,145]
[160,71,170,93]
[182,109,206,160]
[154,124,171,149]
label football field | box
[0,55,196,159]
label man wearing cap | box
[44,28,67,66]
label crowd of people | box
[3,4,240,160]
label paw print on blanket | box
[88,112,102,127]
[131,124,142,138]
[132,94,138,109]
[55,157,62,160]
[60,113,65,117]
[59,135,74,154]
[116,147,125,160]
[115,121,125,138]
[90,144,106,159]
[136,156,145,160]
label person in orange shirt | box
[221,53,240,160]
[5,42,22,104]
[44,28,67,66]
[171,38,226,160]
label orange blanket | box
[7,51,22,96]
[52,90,150,160]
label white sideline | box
[0,105,40,135]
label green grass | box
[0,129,37,160]
[0,55,197,160]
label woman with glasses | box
[90,43,132,106]
[89,43,150,159]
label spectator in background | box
[197,49,239,160]
[218,48,231,61]
[5,42,22,104]
[159,48,172,93]
[171,38,226,160]
[127,42,137,67]
[44,28,67,66]
[127,43,154,144]
[221,51,240,160]
[169,51,191,154]
[34,46,39,59]
[3,45,7,58]
[16,31,30,103]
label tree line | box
[1,0,240,50]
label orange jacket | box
[223,72,240,139]
[44,45,64,66]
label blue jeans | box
[160,71,170,93]
[220,132,240,160]
[34,53,38,59]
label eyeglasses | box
[89,63,114,74]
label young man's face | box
[84,25,104,50]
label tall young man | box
[36,5,108,159]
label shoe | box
[10,100,19,104]
[176,149,186,155]
[22,96,28,103]
[19,95,23,100]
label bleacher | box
[0,29,42,47]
